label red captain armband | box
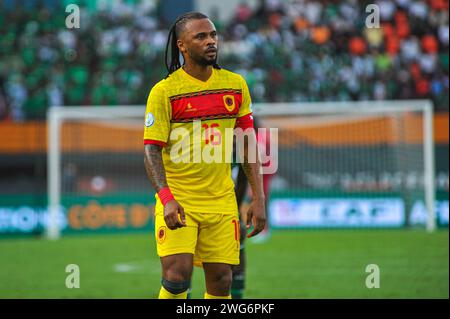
[144,139,167,147]
[158,187,175,205]
[235,113,254,130]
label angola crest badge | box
[223,95,235,112]
[157,226,166,244]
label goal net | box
[254,100,436,232]
[47,106,151,239]
[46,100,436,239]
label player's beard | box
[191,51,218,66]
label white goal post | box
[47,100,435,239]
[46,106,146,239]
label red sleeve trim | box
[235,113,254,130]
[144,139,167,147]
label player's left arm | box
[241,133,266,237]
[235,164,248,208]
[235,76,266,238]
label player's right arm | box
[144,145,185,229]
[143,84,186,230]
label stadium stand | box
[0,0,448,121]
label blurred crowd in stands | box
[0,0,448,121]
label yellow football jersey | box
[144,67,253,214]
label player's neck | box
[182,64,213,83]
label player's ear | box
[177,39,186,54]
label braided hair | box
[164,12,221,78]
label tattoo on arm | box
[144,144,168,192]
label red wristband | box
[158,187,174,205]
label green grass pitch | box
[0,229,447,298]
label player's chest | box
[168,89,242,122]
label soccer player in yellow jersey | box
[143,12,266,299]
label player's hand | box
[246,199,266,238]
[164,200,186,230]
